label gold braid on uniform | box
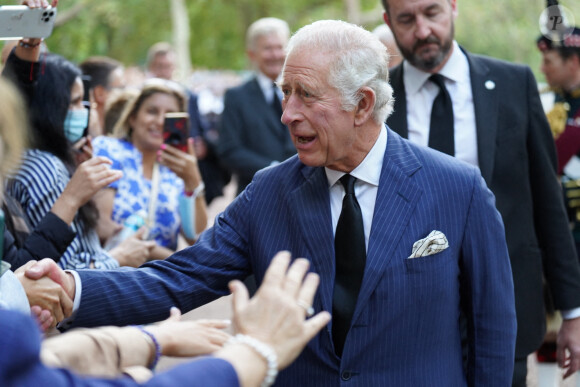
[547,102,570,139]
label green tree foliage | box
[5,0,577,81]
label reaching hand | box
[229,251,331,369]
[144,307,231,357]
[157,139,203,192]
[52,156,122,225]
[109,227,156,267]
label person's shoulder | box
[18,150,64,176]
[225,77,257,96]
[251,155,306,190]
[93,136,134,159]
[389,131,479,180]
[466,51,532,75]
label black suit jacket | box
[217,77,296,194]
[387,51,580,357]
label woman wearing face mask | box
[3,42,155,270]
[93,79,208,259]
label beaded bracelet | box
[228,334,278,387]
[132,325,161,370]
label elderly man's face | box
[384,0,456,72]
[280,49,363,172]
[248,33,287,81]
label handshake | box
[16,258,77,331]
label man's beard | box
[398,26,454,72]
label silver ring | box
[297,300,315,317]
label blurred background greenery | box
[2,0,578,81]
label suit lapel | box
[465,50,498,182]
[353,131,423,322]
[289,166,335,315]
[386,65,408,137]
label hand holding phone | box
[163,112,189,152]
[0,5,57,40]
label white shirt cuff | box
[56,270,82,330]
[561,307,580,320]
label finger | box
[283,257,310,297]
[303,311,332,342]
[197,319,231,330]
[261,251,291,290]
[25,258,55,280]
[59,288,74,320]
[168,306,182,321]
[99,170,123,186]
[89,156,113,167]
[297,272,320,312]
[230,279,250,321]
[30,305,42,319]
[563,352,580,379]
[557,343,567,368]
[187,137,195,156]
[133,227,147,239]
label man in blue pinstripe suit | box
[29,20,516,386]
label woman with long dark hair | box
[4,45,153,269]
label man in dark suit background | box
[217,17,296,195]
[381,0,580,384]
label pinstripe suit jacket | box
[73,129,516,386]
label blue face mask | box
[64,108,89,143]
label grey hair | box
[286,20,394,124]
[246,17,290,51]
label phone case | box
[0,6,57,40]
[163,112,189,152]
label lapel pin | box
[485,80,495,90]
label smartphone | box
[163,112,189,152]
[0,6,57,40]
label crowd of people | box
[1,0,580,385]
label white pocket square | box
[408,230,449,259]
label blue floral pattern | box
[93,136,184,250]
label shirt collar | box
[403,41,468,94]
[325,125,387,188]
[256,71,278,97]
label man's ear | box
[354,87,376,126]
[383,11,391,28]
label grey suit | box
[387,50,580,358]
[217,77,296,194]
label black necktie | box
[272,83,283,119]
[332,174,366,357]
[428,74,454,156]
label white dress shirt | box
[326,125,387,250]
[404,41,478,167]
[256,71,282,105]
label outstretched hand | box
[145,307,231,358]
[229,251,331,369]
